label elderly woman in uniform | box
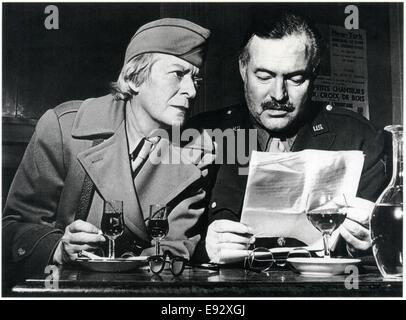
[3,18,213,281]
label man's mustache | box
[261,100,295,112]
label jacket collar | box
[72,94,125,138]
[72,94,214,153]
[236,101,336,151]
[292,103,336,151]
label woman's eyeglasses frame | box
[147,250,188,276]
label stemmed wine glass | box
[148,204,169,256]
[306,193,348,258]
[101,200,124,259]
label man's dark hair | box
[239,10,324,73]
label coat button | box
[326,104,333,111]
[211,202,217,209]
[17,248,26,256]
[277,237,286,247]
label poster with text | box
[312,25,369,119]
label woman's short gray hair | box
[110,53,157,101]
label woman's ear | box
[128,81,140,94]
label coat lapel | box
[134,134,207,222]
[77,122,149,241]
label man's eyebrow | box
[285,70,312,77]
[254,68,276,75]
[254,68,311,78]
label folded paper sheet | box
[241,149,364,244]
[212,150,365,264]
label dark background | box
[2,2,403,204]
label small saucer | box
[76,256,148,273]
[287,257,361,277]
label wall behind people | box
[3,3,161,119]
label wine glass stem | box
[109,239,115,259]
[323,233,331,258]
[155,240,160,256]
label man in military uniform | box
[188,11,387,263]
[3,18,214,286]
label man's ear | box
[307,65,319,96]
[311,63,320,81]
[238,60,247,82]
[128,81,140,93]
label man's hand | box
[205,220,254,264]
[339,197,374,256]
[53,220,106,265]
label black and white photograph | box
[1,1,403,303]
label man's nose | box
[270,77,287,102]
[180,76,197,100]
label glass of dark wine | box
[306,193,348,258]
[101,200,124,259]
[148,204,169,256]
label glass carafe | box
[370,125,403,279]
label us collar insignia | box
[311,122,329,136]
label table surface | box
[11,260,403,298]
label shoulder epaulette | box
[322,103,377,130]
[53,100,83,118]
